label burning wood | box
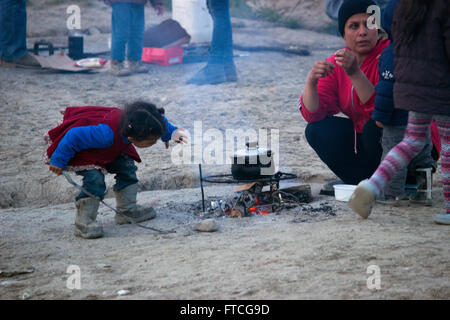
[204,181,312,218]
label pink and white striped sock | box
[369,112,433,197]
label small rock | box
[194,219,219,232]
[117,289,130,296]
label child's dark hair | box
[394,0,431,48]
[120,101,166,141]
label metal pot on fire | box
[230,142,276,180]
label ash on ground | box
[163,195,339,224]
[163,196,237,218]
[291,201,337,223]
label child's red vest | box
[46,106,141,168]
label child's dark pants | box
[75,155,138,201]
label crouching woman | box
[299,0,388,185]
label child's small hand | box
[172,128,188,144]
[49,164,63,176]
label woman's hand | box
[307,60,335,85]
[303,60,335,113]
[335,49,359,76]
[49,164,63,176]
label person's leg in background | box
[377,125,410,201]
[208,0,236,82]
[407,126,436,205]
[0,0,39,67]
[187,0,236,85]
[110,2,132,76]
[127,2,148,74]
[433,115,450,225]
[349,112,433,218]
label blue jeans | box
[110,2,145,62]
[0,0,28,61]
[207,0,233,64]
[75,155,138,201]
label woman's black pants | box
[304,116,383,185]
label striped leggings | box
[369,112,450,213]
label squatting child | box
[45,101,187,238]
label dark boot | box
[224,61,237,82]
[186,63,227,85]
[114,184,156,225]
[74,198,104,239]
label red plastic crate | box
[141,46,183,66]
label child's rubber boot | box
[433,214,450,225]
[74,198,104,239]
[114,184,156,225]
[348,180,377,219]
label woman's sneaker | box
[110,60,131,77]
[433,214,450,225]
[348,180,377,219]
[128,60,150,74]
[319,179,344,196]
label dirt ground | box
[0,1,449,300]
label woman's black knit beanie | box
[338,0,377,37]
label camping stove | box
[199,165,312,217]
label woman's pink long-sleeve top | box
[299,39,389,134]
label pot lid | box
[232,142,273,158]
[233,148,271,158]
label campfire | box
[200,170,312,218]
[198,141,312,217]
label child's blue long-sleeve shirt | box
[50,117,177,169]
